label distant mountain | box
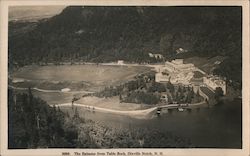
[8,6,242,85]
[9,6,66,21]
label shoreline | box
[54,103,158,119]
[8,85,94,94]
[53,99,208,119]
[9,85,209,119]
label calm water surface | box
[73,99,242,148]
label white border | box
[1,1,249,156]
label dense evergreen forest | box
[8,89,79,148]
[9,6,242,84]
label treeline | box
[213,56,242,89]
[9,6,242,85]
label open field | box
[11,64,152,91]
[10,80,91,91]
[32,91,79,105]
[75,96,152,111]
[9,88,82,105]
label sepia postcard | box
[0,0,249,156]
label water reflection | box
[63,99,242,148]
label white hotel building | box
[164,59,195,72]
[155,59,227,95]
[155,59,195,85]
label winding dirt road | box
[54,103,158,119]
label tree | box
[175,92,180,103]
[214,87,224,102]
[119,94,122,101]
[196,89,200,97]
[167,82,175,94]
[8,88,81,148]
[73,107,79,119]
[186,92,192,104]
[177,86,182,93]
[180,87,184,100]
[159,34,177,58]
[190,87,195,98]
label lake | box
[61,98,242,148]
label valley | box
[7,6,243,149]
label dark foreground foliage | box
[8,88,79,148]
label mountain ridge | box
[8,6,242,85]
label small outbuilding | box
[117,60,124,65]
[61,88,71,92]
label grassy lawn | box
[32,91,78,105]
[11,64,151,91]
[13,64,150,82]
[76,96,152,111]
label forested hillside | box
[9,6,242,84]
[8,89,80,148]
